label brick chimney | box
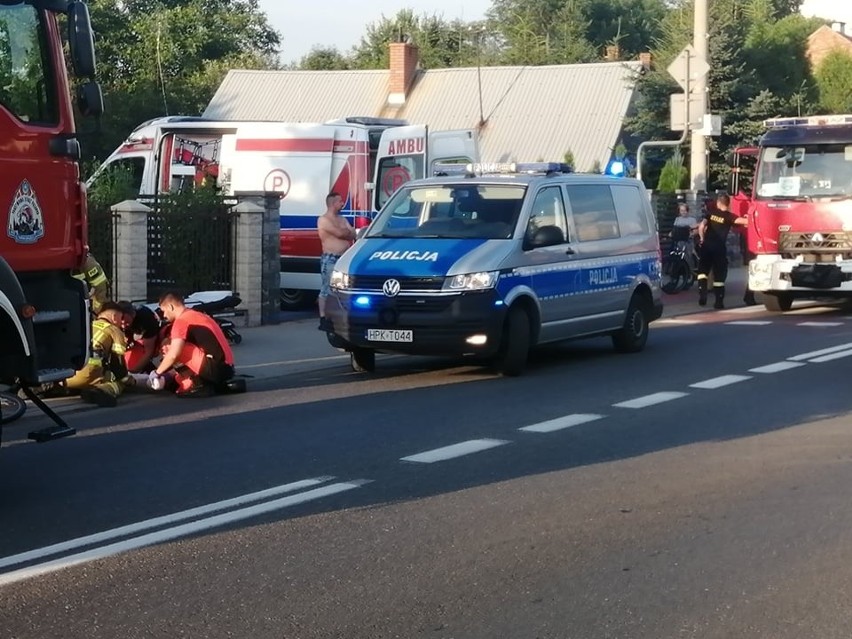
[604,44,621,61]
[638,52,652,71]
[388,41,419,106]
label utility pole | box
[690,0,709,192]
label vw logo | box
[382,278,401,297]
[812,232,825,243]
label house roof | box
[204,61,643,172]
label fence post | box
[112,199,150,302]
[231,200,264,327]
[261,193,282,325]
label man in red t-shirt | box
[152,292,235,396]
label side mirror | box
[524,224,565,250]
[77,81,104,117]
[68,1,97,78]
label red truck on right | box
[733,114,852,312]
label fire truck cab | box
[744,114,852,311]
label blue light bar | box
[354,295,372,308]
[512,162,573,174]
[606,159,626,177]
[432,163,474,177]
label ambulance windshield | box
[369,185,527,239]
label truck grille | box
[779,231,852,254]
[349,275,445,292]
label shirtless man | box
[317,191,355,331]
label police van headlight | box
[444,271,499,291]
[330,270,351,290]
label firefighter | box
[65,301,132,407]
[72,252,110,314]
[150,292,235,397]
[697,193,748,309]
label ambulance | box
[88,116,478,309]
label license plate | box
[366,329,413,343]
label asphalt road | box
[3,303,852,638]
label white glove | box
[147,371,165,391]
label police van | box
[326,162,663,375]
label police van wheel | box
[492,306,531,377]
[764,293,793,313]
[612,294,650,353]
[350,348,376,373]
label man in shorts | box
[317,191,355,332]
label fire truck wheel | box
[763,293,793,313]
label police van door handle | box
[565,247,576,256]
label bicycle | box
[662,239,698,293]
[0,380,76,442]
[0,388,26,425]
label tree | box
[815,50,852,113]
[656,149,688,192]
[299,47,351,70]
[80,0,280,162]
[351,10,484,70]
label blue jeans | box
[319,253,340,298]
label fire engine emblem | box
[7,180,44,244]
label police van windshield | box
[368,184,527,239]
[756,144,852,200]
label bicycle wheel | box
[0,391,26,425]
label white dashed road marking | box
[726,321,774,326]
[689,374,752,389]
[749,362,807,374]
[797,322,844,327]
[400,439,511,464]
[655,318,702,325]
[520,414,605,433]
[724,306,767,314]
[613,392,689,409]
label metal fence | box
[144,193,237,301]
[86,204,116,299]
[652,192,680,253]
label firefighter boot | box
[698,278,708,306]
[714,285,726,310]
[743,288,757,306]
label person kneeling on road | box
[150,292,236,397]
[118,301,161,373]
[66,301,132,407]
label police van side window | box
[525,186,569,246]
[566,184,620,242]
[611,184,650,236]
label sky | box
[257,0,492,64]
[800,0,852,25]
[260,0,852,64]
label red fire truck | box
[735,115,852,312]
[0,1,103,440]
